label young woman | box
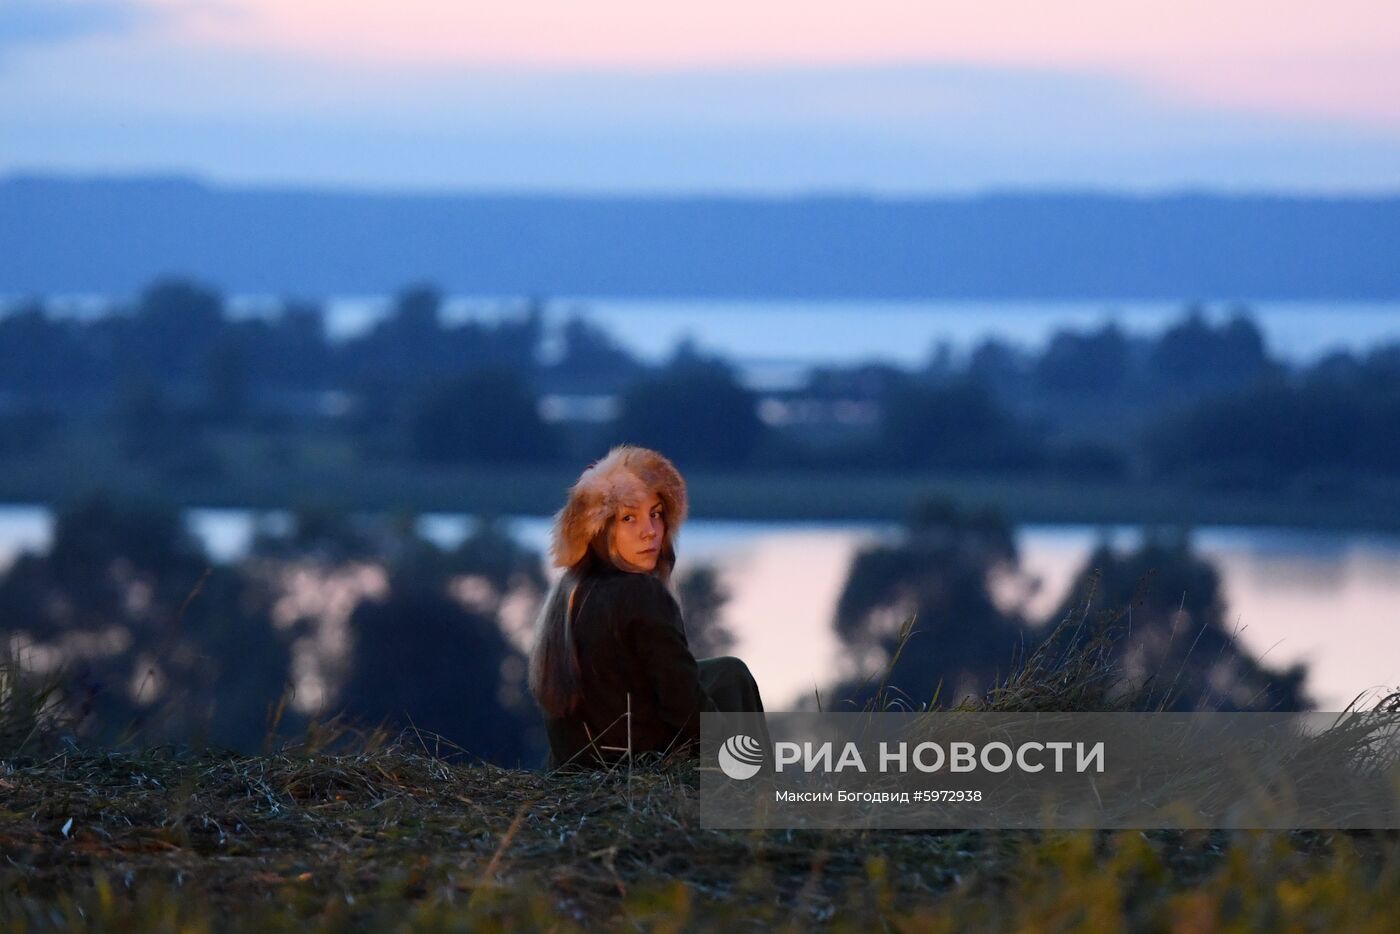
[528,444,767,770]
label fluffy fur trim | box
[550,444,687,569]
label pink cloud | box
[137,0,1400,128]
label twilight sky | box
[3,0,1399,193]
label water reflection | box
[1,505,1395,712]
[0,505,49,569]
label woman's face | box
[610,491,665,572]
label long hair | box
[528,519,678,718]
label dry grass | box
[0,642,78,760]
[0,721,983,929]
[2,729,1399,931]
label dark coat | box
[542,561,717,769]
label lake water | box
[3,505,1396,713]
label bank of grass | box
[4,608,1400,930]
[5,425,1400,531]
[5,735,1399,931]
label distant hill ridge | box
[2,174,1397,298]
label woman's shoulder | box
[590,571,679,618]
[597,569,672,599]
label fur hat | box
[550,444,687,569]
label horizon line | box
[6,170,1400,203]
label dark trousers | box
[697,655,766,713]
[697,656,775,774]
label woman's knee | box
[711,658,762,698]
[706,655,754,679]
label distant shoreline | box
[5,175,1398,297]
[3,462,1399,534]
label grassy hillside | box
[3,737,1399,931]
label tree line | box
[2,279,1398,489]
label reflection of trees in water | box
[1042,532,1311,712]
[0,496,291,752]
[825,498,1313,712]
[677,565,736,660]
[0,499,561,765]
[1,491,1315,764]
[0,496,747,766]
[338,563,535,766]
[249,510,550,766]
[248,558,388,715]
[825,500,1031,710]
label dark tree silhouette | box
[1148,307,1272,394]
[545,312,644,393]
[0,302,92,399]
[677,565,736,659]
[0,404,61,459]
[0,496,292,752]
[966,338,1031,397]
[249,299,332,390]
[340,284,450,400]
[447,515,548,600]
[825,498,1032,710]
[1035,322,1131,395]
[802,361,909,403]
[409,368,559,465]
[614,354,765,468]
[1146,382,1367,485]
[124,279,228,388]
[339,286,544,405]
[334,522,542,767]
[6,281,1400,490]
[112,375,221,481]
[1043,531,1312,712]
[203,335,250,426]
[876,378,1042,471]
[248,504,380,563]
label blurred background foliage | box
[2,279,1399,489]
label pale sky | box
[3,0,1399,192]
